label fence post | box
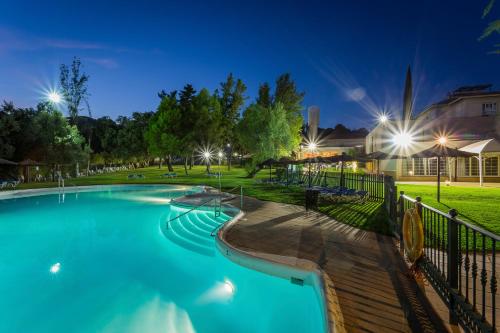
[415,196,422,218]
[447,208,459,327]
[399,191,405,253]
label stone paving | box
[223,197,451,333]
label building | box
[299,106,367,159]
[366,83,500,182]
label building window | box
[464,157,479,176]
[484,156,499,176]
[482,103,497,116]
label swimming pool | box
[0,185,326,333]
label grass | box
[397,184,500,236]
[12,165,386,233]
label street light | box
[437,136,448,145]
[47,91,62,104]
[392,131,414,149]
[379,114,388,124]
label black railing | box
[283,169,387,200]
[398,193,498,332]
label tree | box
[145,92,181,172]
[60,57,91,120]
[479,0,499,54]
[273,73,304,116]
[0,102,20,159]
[238,102,297,171]
[34,102,88,176]
[218,73,247,169]
[256,83,272,108]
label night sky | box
[0,0,498,129]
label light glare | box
[438,136,448,145]
[48,91,61,104]
[379,114,388,124]
[392,131,414,148]
[49,262,61,274]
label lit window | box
[484,157,498,176]
[482,103,497,116]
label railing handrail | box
[166,197,218,229]
[401,194,500,241]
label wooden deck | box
[223,197,450,333]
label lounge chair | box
[161,172,177,178]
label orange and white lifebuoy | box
[403,207,424,264]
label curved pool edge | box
[215,212,345,333]
[0,184,204,200]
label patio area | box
[222,196,451,332]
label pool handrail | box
[166,197,220,230]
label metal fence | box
[397,193,498,332]
[283,169,387,200]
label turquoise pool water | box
[0,185,325,333]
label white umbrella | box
[459,138,500,186]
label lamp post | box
[217,151,223,192]
[203,151,211,173]
[307,142,317,188]
[437,136,448,202]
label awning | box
[459,138,500,154]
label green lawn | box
[397,184,500,236]
[13,165,387,233]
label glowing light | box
[307,142,317,151]
[49,262,61,274]
[437,136,448,145]
[47,91,62,104]
[379,114,388,124]
[352,161,358,172]
[203,152,211,159]
[392,131,414,148]
[224,279,235,294]
[408,170,414,176]
[217,151,224,158]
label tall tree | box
[219,73,247,169]
[256,83,272,108]
[34,102,88,177]
[59,57,91,120]
[145,92,181,172]
[0,102,19,159]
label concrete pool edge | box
[216,211,345,333]
[0,184,204,200]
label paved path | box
[224,197,450,333]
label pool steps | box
[164,208,231,256]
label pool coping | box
[216,210,345,333]
[0,184,204,200]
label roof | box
[459,139,500,154]
[416,87,500,119]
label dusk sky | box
[0,0,499,129]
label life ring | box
[403,207,424,264]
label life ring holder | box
[402,204,426,281]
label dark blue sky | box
[0,0,498,129]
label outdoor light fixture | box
[392,131,414,148]
[47,91,62,104]
[307,142,317,151]
[379,114,388,124]
[438,136,448,145]
[218,151,224,158]
[203,152,211,159]
[49,262,61,274]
